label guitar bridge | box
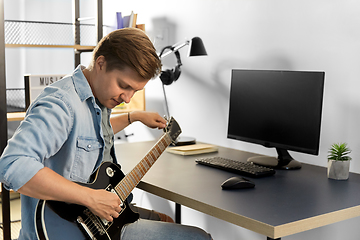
[77,208,111,239]
[77,216,97,240]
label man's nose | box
[121,91,135,104]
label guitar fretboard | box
[115,133,172,201]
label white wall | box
[105,0,360,169]
[105,1,360,239]
[4,0,360,239]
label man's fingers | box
[115,206,122,213]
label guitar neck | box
[114,133,172,201]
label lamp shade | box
[188,37,207,57]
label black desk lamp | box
[158,37,207,145]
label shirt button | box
[97,112,100,115]
[87,144,92,149]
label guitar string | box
[115,133,172,200]
[83,215,98,236]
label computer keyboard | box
[195,156,276,178]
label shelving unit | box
[4,18,99,67]
[3,0,99,127]
[3,1,100,123]
[0,0,9,239]
[4,0,146,123]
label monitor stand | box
[247,148,302,170]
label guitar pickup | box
[106,184,124,207]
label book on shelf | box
[136,24,145,31]
[131,13,138,28]
[116,11,141,29]
[166,144,218,156]
[128,11,134,28]
[116,12,123,29]
[122,13,130,28]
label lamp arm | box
[162,83,171,118]
[159,40,190,59]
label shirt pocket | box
[71,137,103,182]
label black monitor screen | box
[227,69,325,169]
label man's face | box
[91,59,148,109]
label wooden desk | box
[115,141,360,239]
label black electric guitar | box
[35,117,181,240]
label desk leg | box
[175,203,181,224]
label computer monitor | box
[227,69,325,170]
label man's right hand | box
[18,167,122,222]
[85,188,122,222]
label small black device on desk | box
[221,176,255,189]
[195,156,276,178]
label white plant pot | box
[327,160,350,180]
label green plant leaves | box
[328,142,352,161]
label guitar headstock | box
[164,117,182,143]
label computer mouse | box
[221,176,255,190]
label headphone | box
[159,46,182,85]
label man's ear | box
[96,56,106,70]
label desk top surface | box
[115,141,360,238]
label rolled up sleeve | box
[0,156,44,191]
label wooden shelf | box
[8,109,139,121]
[5,44,95,51]
[7,112,25,122]
[7,89,145,121]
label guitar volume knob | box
[106,167,115,177]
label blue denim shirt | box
[0,65,114,239]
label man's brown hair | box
[91,28,161,80]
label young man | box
[0,28,211,239]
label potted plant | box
[327,142,352,180]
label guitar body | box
[35,162,140,240]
